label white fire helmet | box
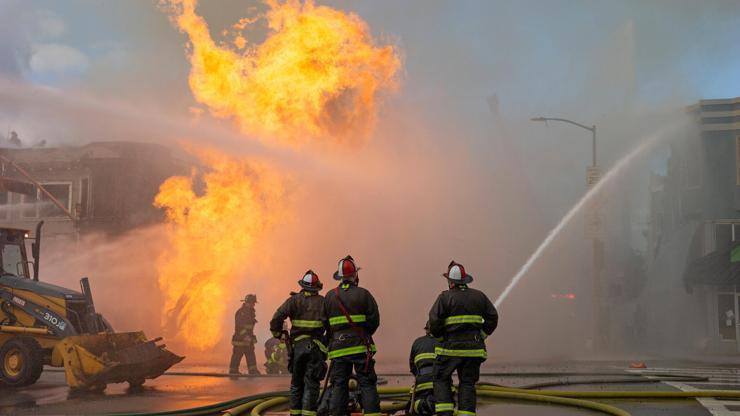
[442,261,473,284]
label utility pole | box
[531,117,605,352]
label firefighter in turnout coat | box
[264,336,290,374]
[408,322,439,415]
[229,294,261,375]
[270,270,328,416]
[324,255,381,416]
[429,261,498,416]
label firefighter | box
[408,322,438,415]
[270,270,328,416]
[229,294,261,375]
[324,255,381,416]
[429,261,498,416]
[264,333,290,375]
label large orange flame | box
[154,146,289,351]
[165,0,401,145]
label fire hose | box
[115,372,740,416]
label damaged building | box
[645,97,740,354]
[0,141,191,238]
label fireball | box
[165,0,401,145]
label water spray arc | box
[494,124,677,309]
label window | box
[705,116,735,124]
[39,183,72,218]
[20,183,72,219]
[21,193,39,218]
[0,192,9,220]
[716,223,733,251]
[1,243,24,277]
[702,103,735,112]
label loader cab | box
[0,228,30,279]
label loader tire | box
[127,378,145,389]
[0,337,44,388]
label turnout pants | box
[290,340,328,416]
[433,356,483,416]
[329,353,380,416]
[229,344,259,374]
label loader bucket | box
[55,332,184,390]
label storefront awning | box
[684,242,740,287]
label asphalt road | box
[2,361,739,415]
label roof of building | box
[693,97,740,132]
[0,141,190,165]
[701,97,740,106]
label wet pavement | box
[0,368,289,415]
[1,361,738,415]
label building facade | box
[647,97,740,354]
[0,141,191,238]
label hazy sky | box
[4,1,740,104]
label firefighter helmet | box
[333,255,361,281]
[442,261,473,284]
[298,269,323,292]
[242,294,257,304]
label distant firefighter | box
[409,322,439,415]
[429,261,498,416]
[270,270,327,416]
[229,294,261,375]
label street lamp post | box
[530,117,597,166]
[530,116,605,353]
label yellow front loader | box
[0,222,183,390]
